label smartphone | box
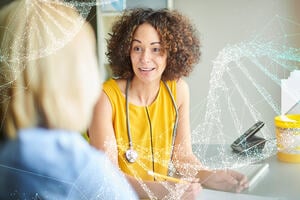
[231,121,265,153]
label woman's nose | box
[140,49,151,63]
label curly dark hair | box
[106,8,201,81]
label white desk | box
[242,155,300,200]
[193,144,300,200]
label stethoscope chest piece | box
[125,148,138,163]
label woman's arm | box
[172,79,248,192]
[172,78,204,175]
[126,174,201,199]
[89,90,119,166]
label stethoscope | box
[125,79,179,163]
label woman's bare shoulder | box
[176,78,190,106]
[176,78,189,92]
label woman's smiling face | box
[130,23,167,82]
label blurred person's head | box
[0,0,101,139]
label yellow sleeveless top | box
[103,78,177,181]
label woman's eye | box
[133,46,142,52]
[152,47,161,53]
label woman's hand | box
[198,169,249,193]
[179,180,202,200]
[167,179,202,200]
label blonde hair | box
[0,0,101,139]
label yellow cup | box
[275,114,300,163]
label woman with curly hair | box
[89,8,248,199]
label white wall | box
[174,0,300,144]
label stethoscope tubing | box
[124,79,178,164]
